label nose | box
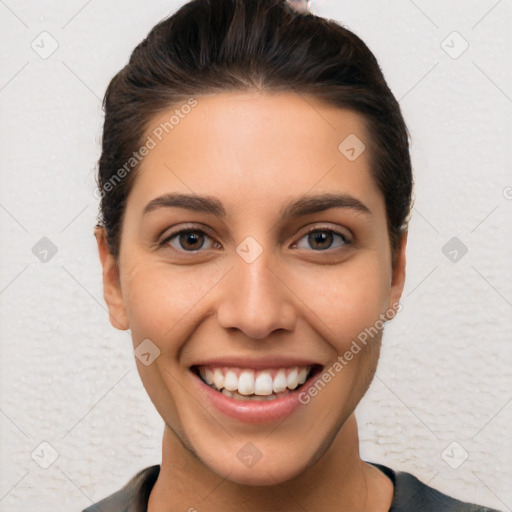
[215,252,297,340]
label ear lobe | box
[387,231,407,318]
[94,226,130,331]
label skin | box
[95,91,407,511]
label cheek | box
[296,255,391,345]
[121,260,220,343]
[121,244,391,351]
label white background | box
[0,0,511,510]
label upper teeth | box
[198,366,311,396]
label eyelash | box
[158,225,351,253]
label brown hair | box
[95,0,413,266]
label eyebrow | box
[142,192,372,219]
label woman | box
[85,0,501,510]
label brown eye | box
[293,229,349,251]
[161,229,217,252]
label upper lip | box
[190,356,323,371]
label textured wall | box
[0,1,510,510]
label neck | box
[148,413,392,511]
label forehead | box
[129,91,383,216]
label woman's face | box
[97,92,406,485]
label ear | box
[94,226,130,330]
[387,231,407,318]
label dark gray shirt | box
[82,462,502,512]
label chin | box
[204,451,311,487]
[204,427,337,487]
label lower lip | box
[191,370,319,424]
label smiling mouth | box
[191,364,322,401]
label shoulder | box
[81,464,160,512]
[370,462,503,512]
